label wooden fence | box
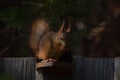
[0,56,120,80]
[74,56,120,80]
[0,57,35,80]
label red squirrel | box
[29,19,71,62]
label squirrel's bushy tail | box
[29,19,50,53]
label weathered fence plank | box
[1,56,120,80]
[74,56,114,80]
[114,57,120,80]
[0,57,35,80]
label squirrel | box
[29,19,71,62]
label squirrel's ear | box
[64,16,72,33]
[58,20,65,33]
[65,21,71,33]
[65,27,71,33]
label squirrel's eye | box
[61,38,64,40]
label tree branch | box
[22,2,46,7]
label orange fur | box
[29,19,71,61]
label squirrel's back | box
[29,19,50,53]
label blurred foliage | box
[0,0,95,27]
[0,73,16,80]
[0,0,96,56]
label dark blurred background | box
[0,0,120,58]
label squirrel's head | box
[53,20,71,52]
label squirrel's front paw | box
[41,58,56,63]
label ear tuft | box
[58,20,65,33]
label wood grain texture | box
[114,57,120,80]
[0,57,35,80]
[1,56,120,80]
[74,56,114,80]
